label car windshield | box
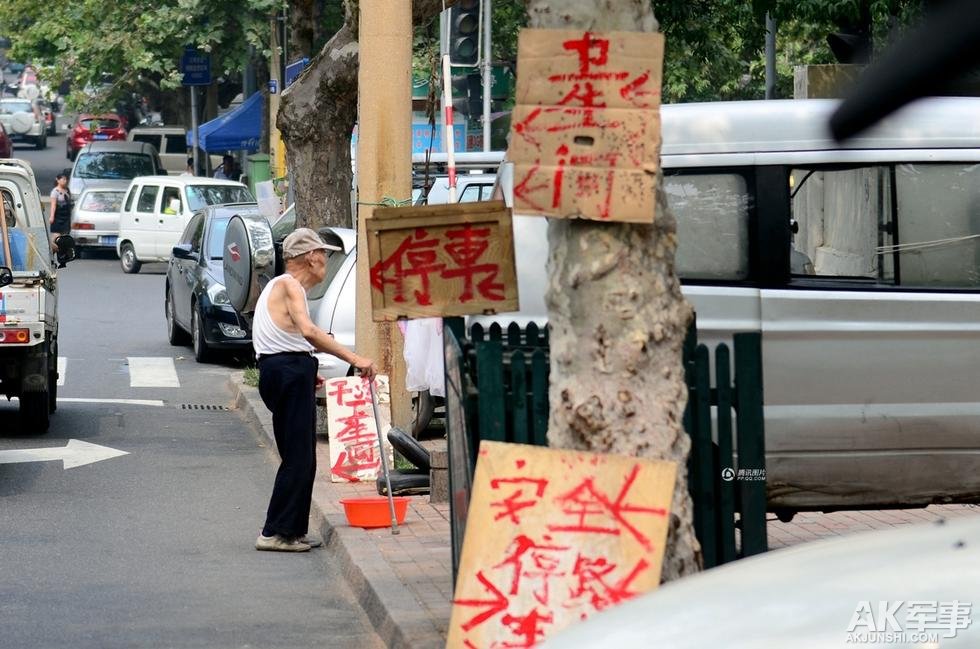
[79,190,124,212]
[73,152,155,179]
[80,118,120,130]
[185,185,254,212]
[0,101,32,114]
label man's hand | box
[315,374,325,391]
[353,355,376,381]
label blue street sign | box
[284,58,309,88]
[267,79,278,94]
[180,47,211,86]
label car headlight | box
[207,283,230,305]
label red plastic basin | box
[339,497,410,528]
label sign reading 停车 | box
[447,441,677,648]
[507,29,665,223]
[366,201,518,321]
[325,375,394,483]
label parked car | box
[66,113,127,161]
[127,126,219,175]
[165,203,254,362]
[543,514,980,649]
[38,100,56,136]
[0,97,46,149]
[117,175,254,273]
[0,122,11,158]
[68,140,163,196]
[69,188,127,254]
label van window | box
[669,172,751,281]
[136,185,159,213]
[123,186,138,212]
[459,183,492,203]
[160,186,182,214]
[185,184,254,211]
[790,166,894,281]
[893,163,980,288]
[164,136,187,154]
[131,133,162,149]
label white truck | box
[0,159,75,432]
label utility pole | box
[356,1,412,427]
[269,16,285,180]
[482,0,492,151]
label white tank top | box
[252,275,316,358]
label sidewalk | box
[233,373,452,649]
[231,372,980,648]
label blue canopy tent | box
[187,91,262,152]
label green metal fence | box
[444,318,767,579]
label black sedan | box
[165,203,257,362]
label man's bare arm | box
[282,277,376,378]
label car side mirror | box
[172,243,196,260]
[0,266,12,287]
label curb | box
[230,372,445,649]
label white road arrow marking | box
[0,439,129,469]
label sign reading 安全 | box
[507,29,664,223]
[447,441,677,648]
[366,200,518,321]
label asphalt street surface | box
[0,158,382,648]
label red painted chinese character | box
[489,477,548,524]
[493,534,569,601]
[369,228,445,305]
[442,225,505,302]
[565,554,651,613]
[548,464,667,551]
[499,608,554,648]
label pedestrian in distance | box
[213,154,240,181]
[253,227,376,552]
[181,157,194,176]
[48,173,72,248]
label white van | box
[117,176,253,273]
[491,97,980,513]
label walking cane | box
[368,378,400,535]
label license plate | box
[94,134,109,140]
[99,235,117,245]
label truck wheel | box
[166,287,190,345]
[192,307,212,363]
[20,391,50,433]
[120,243,142,274]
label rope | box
[877,233,980,255]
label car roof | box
[128,175,248,187]
[78,141,157,153]
[660,97,980,155]
[201,202,262,218]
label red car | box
[0,122,11,159]
[66,113,127,161]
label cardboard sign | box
[367,201,519,321]
[324,375,393,483]
[447,441,677,648]
[508,29,665,223]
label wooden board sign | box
[367,200,519,321]
[325,375,393,483]
[447,441,677,648]
[508,29,665,223]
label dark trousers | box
[257,353,318,538]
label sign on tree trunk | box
[508,29,664,223]
[448,441,676,648]
[366,201,519,320]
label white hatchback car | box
[70,188,126,254]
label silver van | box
[493,96,980,512]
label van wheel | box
[192,308,212,363]
[120,243,142,274]
[166,287,190,345]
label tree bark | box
[277,0,445,229]
[525,0,701,582]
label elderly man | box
[253,227,376,552]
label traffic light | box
[449,0,481,66]
[450,73,483,118]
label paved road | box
[12,127,70,192]
[0,255,382,647]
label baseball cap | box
[282,227,340,259]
